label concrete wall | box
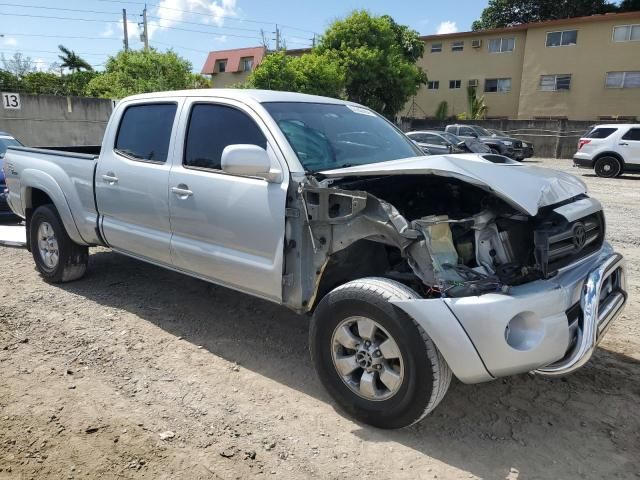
[210,71,251,88]
[0,94,113,146]
[403,118,631,158]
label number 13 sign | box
[2,92,21,110]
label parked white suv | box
[573,124,640,177]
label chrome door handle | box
[102,173,118,184]
[171,186,193,197]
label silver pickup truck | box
[3,90,627,429]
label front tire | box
[310,277,451,429]
[594,156,622,178]
[30,204,88,283]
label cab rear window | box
[585,127,617,139]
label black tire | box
[30,204,88,283]
[594,156,622,178]
[309,277,451,429]
[490,147,500,154]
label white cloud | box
[101,18,141,44]
[436,21,458,35]
[148,0,239,39]
[2,36,18,46]
[33,58,48,72]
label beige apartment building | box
[408,11,640,120]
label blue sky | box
[0,0,487,72]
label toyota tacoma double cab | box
[3,90,627,429]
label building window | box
[487,37,515,53]
[546,30,578,47]
[449,80,461,89]
[216,60,227,73]
[240,57,253,71]
[427,80,440,90]
[605,71,640,88]
[539,74,572,91]
[431,43,442,53]
[451,41,464,52]
[613,24,640,42]
[484,78,512,93]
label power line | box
[0,2,119,15]
[0,12,119,23]
[0,33,121,41]
[94,0,318,34]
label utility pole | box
[122,9,129,51]
[274,24,280,51]
[139,6,149,51]
[311,34,316,48]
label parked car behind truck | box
[3,90,627,429]
[445,124,531,160]
[573,124,640,177]
[406,130,491,155]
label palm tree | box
[467,86,487,120]
[57,45,93,73]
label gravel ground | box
[0,158,639,480]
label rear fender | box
[21,169,87,246]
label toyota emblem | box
[572,222,587,251]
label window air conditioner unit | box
[468,79,479,87]
[471,39,482,48]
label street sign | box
[2,92,21,110]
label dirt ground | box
[1,158,639,480]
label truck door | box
[95,100,182,265]
[168,98,288,302]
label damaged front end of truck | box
[282,154,625,384]
[282,155,603,312]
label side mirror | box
[448,144,454,153]
[221,144,282,182]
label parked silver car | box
[4,90,627,428]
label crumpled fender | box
[20,168,87,246]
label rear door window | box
[459,127,476,137]
[184,104,267,170]
[621,128,640,141]
[585,127,618,139]
[115,103,177,163]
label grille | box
[534,211,605,276]
[513,140,523,149]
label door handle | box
[102,173,118,184]
[619,143,629,146]
[171,185,193,197]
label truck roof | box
[120,88,355,106]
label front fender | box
[21,169,87,246]
[391,298,494,383]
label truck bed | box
[4,146,102,245]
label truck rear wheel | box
[30,205,88,283]
[309,277,451,429]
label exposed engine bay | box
[282,173,604,310]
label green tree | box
[21,72,65,95]
[0,69,22,91]
[246,51,345,98]
[619,0,640,11]
[63,71,101,96]
[86,49,193,99]
[317,11,427,118]
[58,45,93,72]
[472,0,618,30]
[435,101,448,121]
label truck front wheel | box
[30,205,88,283]
[309,277,451,429]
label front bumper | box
[392,243,627,383]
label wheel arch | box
[593,151,625,167]
[21,171,87,249]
